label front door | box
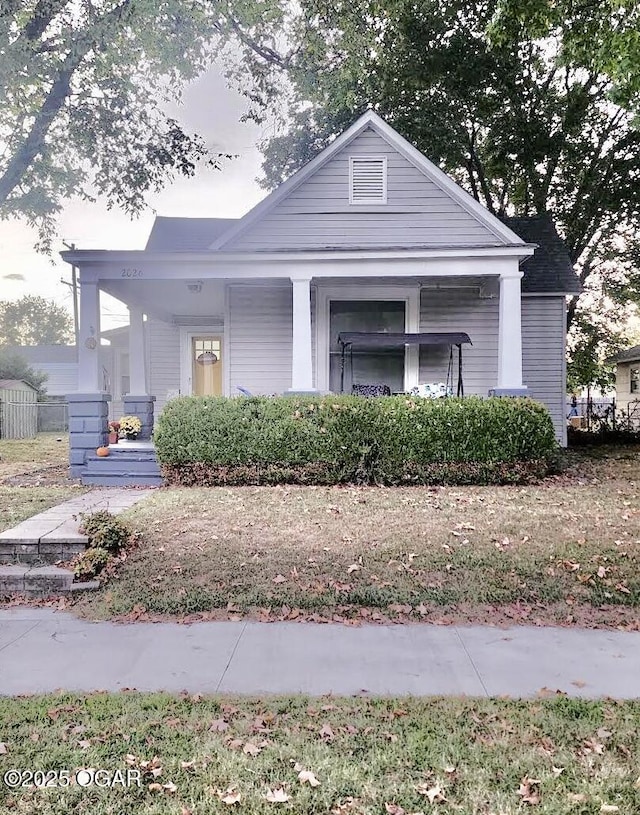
[192,336,223,396]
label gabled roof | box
[614,344,640,364]
[500,215,581,295]
[0,379,37,390]
[145,217,237,251]
[210,110,526,251]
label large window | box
[631,367,639,393]
[329,300,405,393]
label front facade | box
[62,111,580,481]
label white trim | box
[179,325,225,396]
[349,155,387,204]
[315,284,421,392]
[206,110,525,251]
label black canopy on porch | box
[337,331,473,396]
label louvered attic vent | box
[349,156,387,204]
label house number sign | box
[121,268,143,278]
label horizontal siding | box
[227,128,503,251]
[228,286,292,395]
[34,362,78,396]
[522,296,566,443]
[419,289,498,395]
[148,318,181,416]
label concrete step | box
[81,473,164,487]
[0,565,99,597]
[0,541,86,566]
[85,459,162,475]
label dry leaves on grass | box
[416,782,446,804]
[214,786,242,805]
[264,786,289,803]
[298,769,321,787]
[517,776,541,805]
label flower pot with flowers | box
[119,415,142,441]
[107,421,120,444]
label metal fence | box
[0,401,69,438]
[566,397,640,432]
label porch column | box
[78,279,102,392]
[491,271,528,396]
[289,276,316,392]
[123,305,155,439]
[127,306,147,394]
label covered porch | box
[62,246,532,481]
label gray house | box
[62,110,580,484]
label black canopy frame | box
[337,332,473,397]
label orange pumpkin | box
[96,446,110,457]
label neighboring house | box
[61,110,580,480]
[613,345,640,422]
[7,344,114,398]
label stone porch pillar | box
[123,305,155,439]
[288,276,316,393]
[490,270,528,397]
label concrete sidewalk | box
[1,608,639,698]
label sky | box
[0,64,269,330]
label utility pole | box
[61,241,79,349]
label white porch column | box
[127,305,148,395]
[77,279,102,392]
[289,276,315,392]
[495,271,527,393]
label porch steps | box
[83,448,164,487]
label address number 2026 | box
[121,268,143,278]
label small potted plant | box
[107,421,120,444]
[119,415,142,441]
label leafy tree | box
[0,348,47,396]
[222,0,640,332]
[0,296,73,345]
[0,0,252,249]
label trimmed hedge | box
[155,395,558,486]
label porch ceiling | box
[100,278,227,323]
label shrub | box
[79,510,130,553]
[155,395,558,486]
[74,547,109,580]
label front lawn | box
[77,448,640,626]
[0,487,87,532]
[0,693,639,814]
[0,432,69,480]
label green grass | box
[0,432,69,479]
[0,694,639,814]
[0,487,86,532]
[76,447,640,625]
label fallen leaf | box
[600,806,619,813]
[416,783,446,803]
[272,574,287,584]
[162,781,177,793]
[148,783,163,792]
[0,743,7,754]
[568,793,587,803]
[298,770,320,787]
[181,808,193,815]
[385,805,405,815]
[517,776,541,805]
[210,718,229,732]
[320,723,335,741]
[347,564,361,574]
[243,742,262,757]
[551,767,565,778]
[217,787,241,805]
[77,739,92,749]
[265,787,289,803]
